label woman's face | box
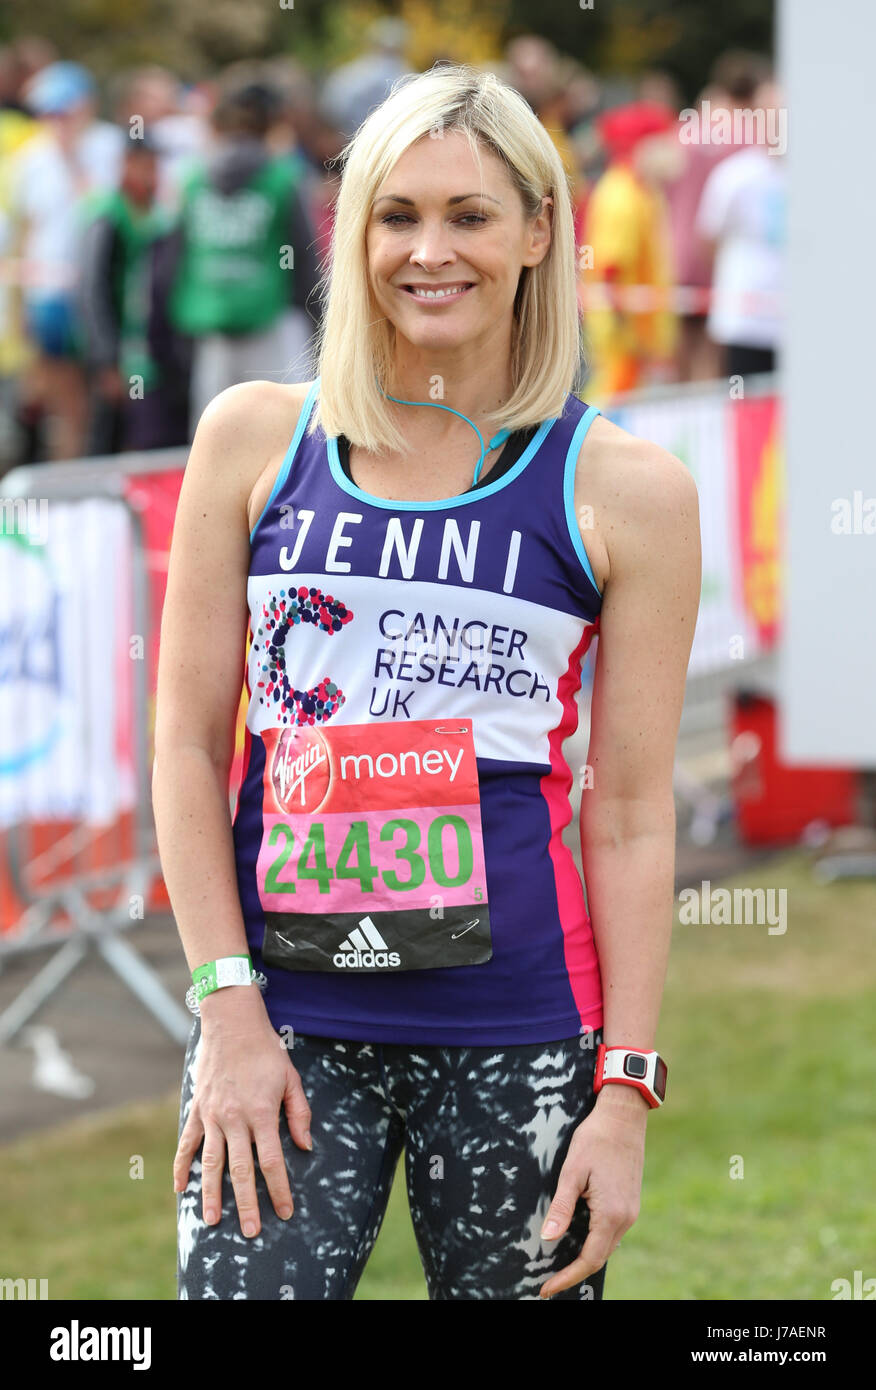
[366,128,551,354]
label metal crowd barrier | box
[0,375,780,1039]
[0,447,192,1045]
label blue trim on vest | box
[327,413,561,510]
[563,404,603,598]
[249,375,322,545]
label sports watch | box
[594,1044,667,1109]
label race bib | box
[257,719,492,973]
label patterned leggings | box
[176,1020,607,1301]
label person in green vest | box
[78,131,187,453]
[163,82,323,440]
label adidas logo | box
[333,916,401,969]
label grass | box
[1,847,874,1300]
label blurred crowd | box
[0,19,785,468]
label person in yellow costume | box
[582,102,680,405]
[0,97,39,380]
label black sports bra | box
[336,425,539,494]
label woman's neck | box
[385,336,515,432]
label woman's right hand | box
[173,986,312,1237]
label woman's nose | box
[409,221,455,268]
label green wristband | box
[191,954,253,1003]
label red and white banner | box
[611,389,782,673]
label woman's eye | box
[380,213,487,227]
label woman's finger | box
[283,1068,313,1152]
[225,1123,262,1238]
[253,1120,295,1222]
[539,1209,623,1298]
[200,1119,227,1227]
[173,1102,204,1193]
[540,1164,583,1242]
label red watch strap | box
[595,1043,662,1108]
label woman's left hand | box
[538,1087,649,1298]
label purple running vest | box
[233,376,604,1044]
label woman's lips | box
[398,283,475,304]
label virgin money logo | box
[271,726,330,813]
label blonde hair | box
[307,62,582,454]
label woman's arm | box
[583,427,701,1059]
[539,422,701,1297]
[153,378,314,1238]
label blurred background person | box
[561,62,604,250]
[0,44,38,140]
[307,87,352,280]
[504,33,578,182]
[667,49,773,381]
[259,56,318,162]
[320,15,412,139]
[0,43,42,466]
[6,60,123,461]
[77,131,185,455]
[110,65,210,215]
[215,56,335,366]
[156,79,323,440]
[504,34,600,340]
[581,100,681,404]
[637,67,683,113]
[695,75,786,380]
[6,34,58,98]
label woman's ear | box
[523,194,553,269]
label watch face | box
[654,1056,667,1101]
[623,1053,648,1080]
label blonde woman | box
[154,63,700,1301]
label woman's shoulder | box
[196,378,317,450]
[577,409,697,512]
[187,380,318,536]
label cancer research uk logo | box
[253,584,353,727]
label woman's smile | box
[397,281,476,304]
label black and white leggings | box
[176,1020,607,1301]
